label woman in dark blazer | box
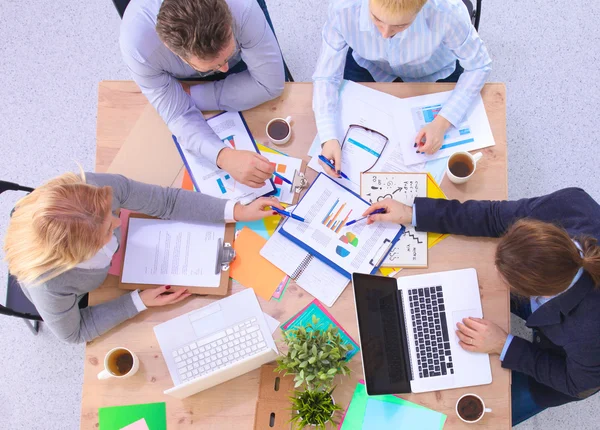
[364,187,600,426]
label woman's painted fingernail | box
[272,211,278,215]
[416,151,420,154]
[413,143,417,147]
[165,285,171,290]
[336,170,341,174]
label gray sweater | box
[21,173,229,344]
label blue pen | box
[317,155,350,180]
[272,171,292,185]
[271,206,306,222]
[345,208,386,227]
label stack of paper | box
[339,382,446,430]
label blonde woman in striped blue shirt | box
[314,0,492,177]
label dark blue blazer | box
[414,188,600,408]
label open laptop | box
[154,288,278,399]
[352,268,492,395]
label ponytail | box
[579,236,600,286]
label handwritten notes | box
[361,173,428,267]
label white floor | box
[0,0,599,428]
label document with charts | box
[361,172,428,268]
[279,173,404,278]
[396,91,495,166]
[173,111,276,204]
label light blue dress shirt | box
[312,0,492,144]
[120,0,284,164]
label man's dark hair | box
[156,0,233,61]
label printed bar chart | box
[322,199,353,233]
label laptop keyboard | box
[171,317,268,383]
[408,286,454,378]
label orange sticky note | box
[230,227,286,301]
[181,169,194,191]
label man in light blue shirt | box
[313,0,491,177]
[120,0,285,188]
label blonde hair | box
[3,172,113,285]
[370,0,427,15]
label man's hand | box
[362,199,413,225]
[217,148,275,188]
[456,317,508,355]
[415,115,451,155]
[319,139,342,178]
[234,196,284,221]
[140,285,192,307]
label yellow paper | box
[230,227,286,300]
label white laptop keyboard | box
[171,317,268,383]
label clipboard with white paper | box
[173,111,276,204]
[118,214,233,295]
[360,172,428,268]
[278,173,405,278]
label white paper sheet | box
[280,174,403,277]
[260,230,349,307]
[179,111,275,204]
[307,81,428,192]
[122,218,224,287]
[263,152,303,205]
[361,173,428,267]
[263,312,280,334]
[397,91,495,166]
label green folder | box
[98,402,166,430]
[340,382,446,430]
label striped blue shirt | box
[312,0,492,144]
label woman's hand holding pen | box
[234,197,284,221]
[414,115,451,155]
[319,139,342,177]
[363,199,413,225]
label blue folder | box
[279,173,404,278]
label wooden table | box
[83,82,509,429]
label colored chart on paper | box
[221,135,236,148]
[263,152,303,205]
[322,199,353,233]
[339,232,359,247]
[215,174,235,195]
[412,104,474,151]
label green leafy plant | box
[276,315,351,390]
[290,387,342,430]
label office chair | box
[0,180,42,335]
[112,0,295,82]
[462,0,482,31]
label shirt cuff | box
[499,334,514,361]
[412,205,417,227]
[131,290,147,312]
[224,200,237,223]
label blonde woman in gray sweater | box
[3,172,282,344]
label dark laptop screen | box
[352,273,412,394]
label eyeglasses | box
[185,42,241,76]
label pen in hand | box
[345,208,386,227]
[318,155,350,180]
[270,206,306,222]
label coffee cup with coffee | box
[97,347,139,380]
[446,151,483,185]
[456,393,492,424]
[266,116,292,145]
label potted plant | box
[275,315,352,390]
[290,387,342,430]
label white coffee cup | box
[266,116,292,145]
[446,151,483,184]
[456,393,492,424]
[97,347,140,380]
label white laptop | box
[352,268,492,395]
[154,288,278,399]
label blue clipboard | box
[172,111,276,199]
[279,173,405,278]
